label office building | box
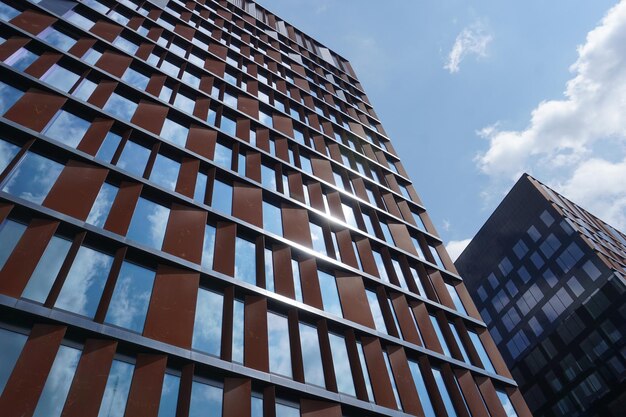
[456,174,626,417]
[0,0,529,416]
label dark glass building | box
[456,174,626,417]
[0,0,529,416]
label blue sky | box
[256,0,626,258]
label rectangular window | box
[263,201,283,236]
[448,322,470,363]
[382,350,402,409]
[160,119,189,147]
[41,64,80,92]
[329,333,356,396]
[86,183,118,228]
[105,261,155,333]
[98,359,134,417]
[158,373,180,417]
[372,249,389,282]
[0,219,26,270]
[408,360,436,417]
[2,152,63,204]
[235,237,256,284]
[232,299,244,364]
[356,341,374,401]
[0,328,27,395]
[468,330,496,373]
[310,222,326,255]
[268,312,292,378]
[445,283,467,315]
[22,235,71,303]
[116,140,150,177]
[192,288,223,357]
[432,368,458,417]
[299,323,325,387]
[96,131,122,163]
[292,259,303,302]
[150,154,180,191]
[496,390,519,417]
[103,92,137,121]
[189,381,223,417]
[33,345,81,417]
[430,315,451,357]
[318,270,343,317]
[211,179,232,215]
[127,197,170,250]
[264,247,275,292]
[201,224,216,270]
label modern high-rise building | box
[456,174,626,417]
[0,0,529,416]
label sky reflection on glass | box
[299,323,324,387]
[157,373,180,417]
[189,381,222,417]
[211,180,232,215]
[117,140,150,177]
[86,182,118,228]
[0,219,25,270]
[22,235,71,303]
[96,132,122,163]
[232,299,244,364]
[2,152,63,204]
[318,270,342,317]
[0,81,22,115]
[201,224,216,270]
[366,289,387,333]
[160,119,188,147]
[408,361,436,417]
[150,154,180,191]
[33,345,80,417]
[192,288,223,356]
[268,312,291,378]
[103,92,137,121]
[43,110,90,148]
[127,197,169,250]
[329,333,355,396]
[4,48,38,71]
[98,360,134,417]
[235,237,256,284]
[41,64,80,92]
[105,261,155,333]
[0,328,27,396]
[263,201,282,236]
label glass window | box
[41,64,80,92]
[194,172,208,203]
[55,246,113,318]
[116,140,150,177]
[43,110,90,148]
[86,182,118,228]
[432,368,458,417]
[38,27,76,51]
[4,48,38,71]
[449,322,470,362]
[64,10,95,30]
[380,222,395,245]
[220,114,236,137]
[158,373,180,417]
[33,345,81,417]
[372,250,389,282]
[122,67,150,90]
[98,359,134,417]
[235,237,256,284]
[261,164,277,191]
[211,179,232,215]
[160,118,189,147]
[192,288,223,356]
[496,390,519,417]
[174,92,195,114]
[2,152,63,204]
[0,2,19,20]
[105,261,155,333]
[103,92,137,121]
[382,350,402,409]
[189,381,223,417]
[0,138,20,174]
[201,224,216,270]
[292,259,303,302]
[232,299,244,364]
[446,283,467,315]
[113,36,138,55]
[318,270,343,317]
[356,341,374,401]
[0,328,27,395]
[391,259,408,290]
[96,131,122,163]
[72,78,97,101]
[430,315,451,357]
[408,360,436,417]
[150,154,180,191]
[410,267,427,297]
[22,235,72,303]
[252,395,263,417]
[275,403,299,417]
[265,247,275,292]
[268,312,292,378]
[310,222,326,255]
[214,142,231,169]
[299,323,325,387]
[127,197,170,250]
[468,330,495,373]
[366,289,387,333]
[328,333,356,396]
[0,219,26,269]
[263,201,282,236]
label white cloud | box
[445,22,493,73]
[446,238,472,262]
[475,1,626,231]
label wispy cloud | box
[446,239,472,262]
[445,21,493,73]
[475,0,626,230]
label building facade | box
[0,0,529,416]
[456,174,626,417]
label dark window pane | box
[0,328,27,396]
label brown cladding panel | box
[186,125,217,159]
[88,80,118,109]
[455,369,491,417]
[131,100,168,135]
[90,20,123,42]
[310,157,334,184]
[124,354,167,417]
[77,118,115,156]
[205,56,226,77]
[281,204,312,248]
[213,222,236,276]
[361,336,397,409]
[272,114,294,137]
[143,265,199,349]
[387,345,424,416]
[0,218,58,297]
[390,293,422,346]
[299,257,323,309]
[162,203,206,263]
[96,50,133,78]
[478,329,512,379]
[272,245,295,298]
[411,302,443,353]
[10,9,56,35]
[104,181,142,236]
[174,23,195,40]
[476,377,508,417]
[223,378,252,417]
[300,399,342,417]
[0,324,66,417]
[232,182,263,227]
[43,160,108,221]
[238,95,259,119]
[175,158,200,198]
[0,37,29,61]
[244,295,269,372]
[388,222,417,255]
[4,89,66,131]
[24,51,61,79]
[62,339,118,417]
[507,387,533,417]
[335,273,375,328]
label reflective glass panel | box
[86,182,118,228]
[329,333,355,396]
[43,110,90,148]
[497,390,519,417]
[261,164,276,191]
[192,288,223,356]
[446,283,467,315]
[117,140,150,177]
[33,345,81,417]
[235,237,256,284]
[0,137,20,173]
[213,143,231,169]
[2,152,63,204]
[432,368,458,417]
[449,322,470,363]
[264,248,274,292]
[160,119,188,147]
[103,92,137,121]
[299,323,324,386]
[468,331,495,373]
[98,360,134,417]
[276,403,299,417]
[105,261,155,333]
[158,373,180,417]
[72,78,97,101]
[366,289,387,333]
[0,219,26,269]
[0,328,27,396]
[268,312,291,378]
[22,235,72,303]
[372,250,389,282]
[232,299,244,364]
[430,315,451,357]
[96,131,122,163]
[150,154,180,191]
[310,222,326,255]
[55,246,113,318]
[382,350,402,409]
[122,67,149,90]
[4,48,38,71]
[408,361,436,417]
[263,201,282,236]
[189,381,222,417]
[41,64,80,92]
[194,172,208,203]
[127,197,169,250]
[318,270,342,317]
[201,224,216,270]
[211,180,232,214]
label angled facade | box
[456,174,626,417]
[0,0,529,416]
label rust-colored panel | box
[381,193,402,218]
[186,125,216,159]
[62,339,117,417]
[310,157,334,184]
[440,364,472,417]
[236,117,251,142]
[300,399,342,417]
[272,114,294,137]
[90,20,123,42]
[174,23,195,40]
[242,151,259,183]
[428,269,456,310]
[335,229,358,268]
[305,182,325,212]
[43,160,108,221]
[274,137,289,162]
[209,42,227,60]
[326,142,341,164]
[388,222,417,255]
[131,100,168,135]
[476,377,508,417]
[162,203,206,263]
[95,50,132,78]
[387,345,424,416]
[88,80,118,108]
[0,324,65,416]
[24,51,61,78]
[124,354,167,417]
[175,158,200,198]
[68,38,97,59]
[293,77,310,92]
[287,172,304,203]
[145,74,166,97]
[412,302,442,353]
[299,257,323,309]
[176,363,194,417]
[361,337,397,409]
[4,89,66,131]
[325,192,344,221]
[507,387,533,417]
[9,9,56,35]
[281,204,312,248]
[351,177,369,202]
[193,97,209,120]
[355,238,379,277]
[0,203,14,223]
[0,37,29,61]
[77,118,114,156]
[335,273,374,328]
[316,320,336,392]
[104,181,142,236]
[237,95,259,119]
[244,295,269,372]
[205,56,225,77]
[272,245,294,298]
[143,265,199,349]
[455,369,490,417]
[213,222,236,276]
[0,218,58,298]
[223,378,251,417]
[232,182,263,227]
[390,293,421,346]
